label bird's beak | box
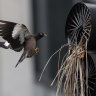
[44,34,47,36]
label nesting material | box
[50,27,90,96]
[39,40,88,96]
[39,30,90,96]
[51,40,88,96]
[40,2,93,96]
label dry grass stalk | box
[52,42,87,96]
[39,29,90,96]
[53,38,88,96]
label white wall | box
[0,0,35,96]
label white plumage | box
[4,41,10,47]
[12,23,29,44]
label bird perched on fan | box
[0,20,47,67]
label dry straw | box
[39,29,90,96]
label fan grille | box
[65,2,91,45]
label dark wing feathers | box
[0,20,16,41]
[0,20,23,51]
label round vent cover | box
[65,2,91,46]
[65,2,96,51]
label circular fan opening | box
[65,2,91,45]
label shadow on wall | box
[33,0,74,85]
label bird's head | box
[39,33,47,37]
[36,33,47,40]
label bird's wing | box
[0,20,30,50]
[0,20,16,41]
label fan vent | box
[65,2,91,46]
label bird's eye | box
[40,33,43,35]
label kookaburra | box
[0,20,47,67]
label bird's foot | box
[35,48,39,54]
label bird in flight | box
[0,20,47,67]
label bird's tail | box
[15,51,28,68]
